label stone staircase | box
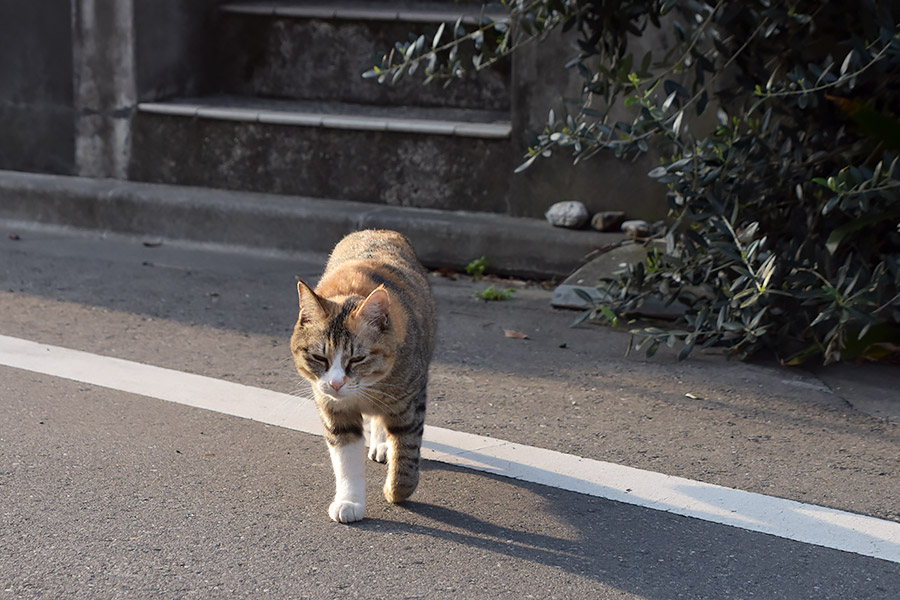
[129,1,518,214]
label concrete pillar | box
[72,0,136,179]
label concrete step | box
[0,169,619,279]
[130,95,514,213]
[219,1,507,23]
[213,1,510,110]
[137,95,511,138]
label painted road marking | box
[1,333,898,564]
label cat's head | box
[290,280,397,403]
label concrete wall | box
[133,0,221,100]
[509,29,668,221]
[0,0,219,179]
[0,0,77,175]
[72,0,221,179]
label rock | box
[590,211,626,232]
[551,241,681,315]
[545,201,589,229]
[621,219,650,238]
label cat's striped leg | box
[322,413,366,523]
[383,388,427,503]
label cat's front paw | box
[368,442,389,464]
[329,500,365,523]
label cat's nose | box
[329,377,345,391]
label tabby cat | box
[291,230,437,523]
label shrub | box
[369,1,900,364]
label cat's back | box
[317,230,436,346]
[325,230,421,271]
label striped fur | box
[291,230,437,522]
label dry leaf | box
[504,329,529,339]
[432,268,459,279]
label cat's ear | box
[297,280,326,326]
[354,286,390,330]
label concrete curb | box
[0,170,620,279]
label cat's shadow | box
[349,460,890,599]
[355,462,597,579]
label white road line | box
[2,333,898,564]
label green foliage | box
[372,1,900,364]
[466,256,490,280]
[475,285,516,301]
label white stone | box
[545,201,589,229]
[621,219,650,237]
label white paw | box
[368,442,389,464]
[328,500,365,523]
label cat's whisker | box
[356,389,397,415]
[361,383,403,403]
[374,380,423,393]
[365,395,393,412]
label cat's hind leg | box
[383,388,426,504]
[367,416,389,464]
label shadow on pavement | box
[356,462,900,600]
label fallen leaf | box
[143,240,163,247]
[504,329,529,339]
[432,268,459,279]
[8,233,20,240]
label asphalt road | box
[1,223,898,599]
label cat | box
[290,230,437,523]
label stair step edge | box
[137,101,512,139]
[219,2,509,25]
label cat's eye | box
[347,356,365,365]
[309,353,330,367]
